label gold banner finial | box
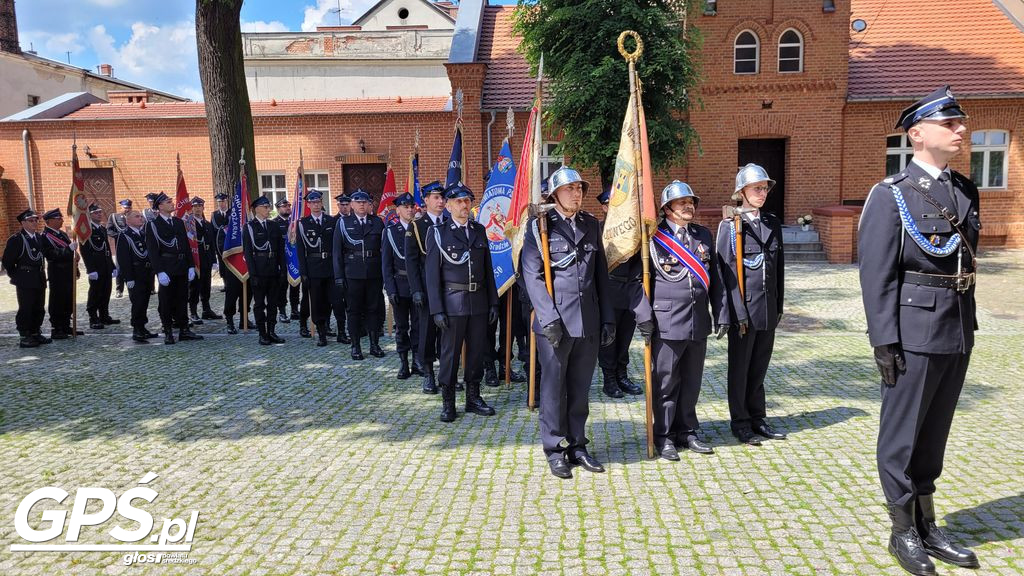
[617,30,643,62]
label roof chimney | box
[98,63,113,77]
[0,0,20,54]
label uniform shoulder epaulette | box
[882,170,909,186]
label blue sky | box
[16,0,509,101]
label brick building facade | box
[1,0,1022,260]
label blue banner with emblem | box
[284,166,305,287]
[477,138,516,296]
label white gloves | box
[69,241,78,251]
[112,268,118,278]
[188,268,196,282]
[211,262,219,271]
[126,280,135,290]
[157,272,170,286]
[88,271,99,281]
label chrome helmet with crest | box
[660,180,700,210]
[733,163,776,201]
[546,166,590,197]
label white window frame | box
[539,141,564,181]
[885,133,913,176]
[970,130,1009,189]
[734,30,759,75]
[303,171,331,213]
[258,172,288,211]
[778,29,804,73]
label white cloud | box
[241,20,290,33]
[88,20,200,100]
[19,30,86,61]
[301,0,377,31]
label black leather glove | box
[488,306,499,325]
[636,319,655,343]
[600,323,616,348]
[542,320,563,347]
[388,294,398,308]
[874,344,906,387]
[714,324,728,340]
[301,275,309,284]
[335,278,346,291]
[412,291,424,309]
[433,313,449,331]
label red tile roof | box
[61,97,451,120]
[850,0,1024,99]
[479,6,535,110]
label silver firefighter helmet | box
[660,180,700,210]
[733,163,775,200]
[546,166,590,197]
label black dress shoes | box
[51,331,70,340]
[202,310,222,320]
[19,337,39,348]
[143,329,159,338]
[225,319,238,334]
[369,343,385,358]
[32,334,52,345]
[439,402,457,423]
[326,327,338,337]
[90,321,105,330]
[736,429,762,446]
[658,441,680,461]
[300,327,311,338]
[101,317,120,325]
[278,313,290,324]
[179,330,203,341]
[602,381,624,398]
[753,422,787,440]
[684,434,715,455]
[569,451,605,473]
[918,495,979,568]
[317,333,328,347]
[337,332,351,344]
[164,332,176,345]
[351,345,365,361]
[132,331,149,344]
[259,334,272,345]
[548,456,573,479]
[618,374,643,395]
[268,332,285,344]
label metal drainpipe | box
[22,129,35,211]
[485,111,496,170]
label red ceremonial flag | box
[378,166,398,218]
[66,144,91,242]
[506,102,538,269]
[174,157,201,272]
[638,101,657,228]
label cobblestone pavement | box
[1,251,1022,575]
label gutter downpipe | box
[485,111,496,169]
[23,129,35,211]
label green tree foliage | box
[514,0,701,186]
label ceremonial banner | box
[378,166,398,219]
[446,124,464,188]
[478,138,517,295]
[408,152,421,205]
[174,160,201,273]
[66,145,91,242]
[602,92,656,271]
[223,169,250,282]
[284,163,306,287]
[506,103,538,269]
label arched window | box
[734,31,759,74]
[778,29,803,73]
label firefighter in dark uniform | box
[211,192,230,293]
[425,183,499,422]
[406,181,447,393]
[640,182,725,459]
[382,192,420,379]
[596,187,645,398]
[296,190,337,347]
[859,86,980,575]
[216,203,251,335]
[117,209,158,343]
[333,189,385,360]
[189,196,221,324]
[272,198,300,324]
[244,195,285,345]
[108,198,131,298]
[81,203,119,329]
[146,192,202,345]
[715,163,787,446]
[328,193,353,343]
[3,210,50,348]
[521,167,615,479]
[40,209,81,339]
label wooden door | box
[738,139,786,221]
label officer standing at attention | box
[117,210,158,343]
[382,192,420,379]
[244,195,285,345]
[641,182,724,459]
[406,181,447,393]
[595,186,646,399]
[189,196,221,324]
[296,190,336,347]
[859,86,980,576]
[3,210,50,348]
[425,183,499,422]
[108,198,131,298]
[522,167,615,479]
[81,203,119,329]
[272,198,299,324]
[211,192,230,290]
[715,163,787,446]
[334,189,385,360]
[146,192,202,345]
[40,209,81,339]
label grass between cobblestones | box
[1,250,1022,575]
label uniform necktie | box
[937,172,955,207]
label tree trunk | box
[195,0,257,199]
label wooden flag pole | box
[71,231,79,340]
[505,297,512,388]
[619,30,656,459]
[242,280,249,333]
[528,315,537,407]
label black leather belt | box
[446,281,478,292]
[904,271,976,292]
[396,269,408,277]
[309,252,329,259]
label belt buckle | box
[955,272,975,293]
[468,282,478,292]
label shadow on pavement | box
[943,492,1024,547]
